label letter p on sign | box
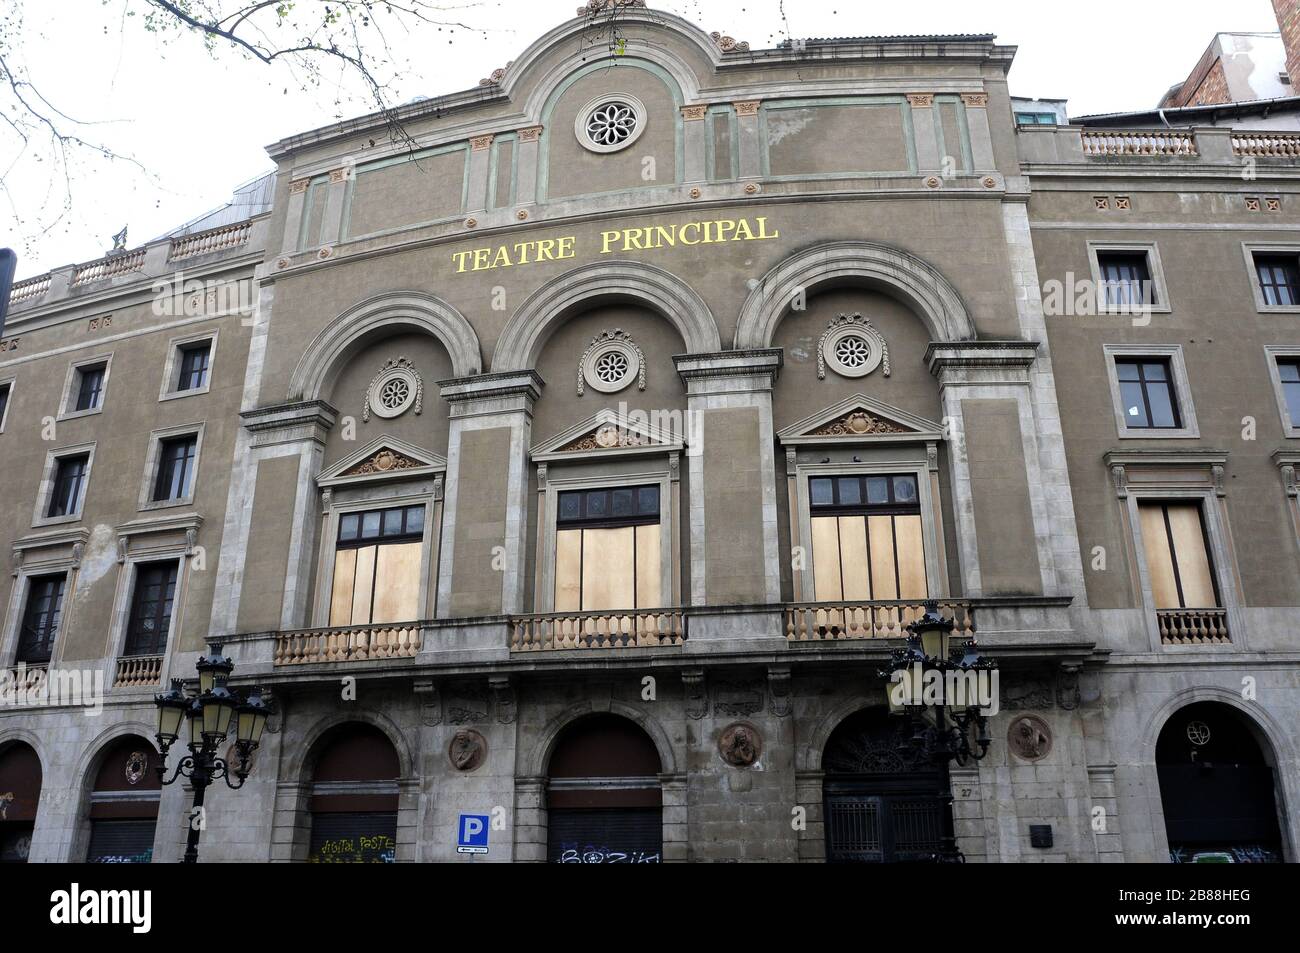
[457,813,490,854]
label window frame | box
[1087,241,1172,315]
[58,354,113,420]
[536,465,678,614]
[137,424,205,511]
[14,572,68,665]
[33,441,97,527]
[1103,344,1199,439]
[0,377,12,434]
[0,531,85,671]
[793,457,942,605]
[1242,242,1300,313]
[121,560,181,659]
[1265,345,1300,437]
[158,330,218,401]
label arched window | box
[307,723,399,863]
[546,714,662,863]
[86,736,160,863]
[0,742,41,863]
[1157,702,1285,863]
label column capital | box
[438,370,544,417]
[925,340,1038,385]
[517,125,544,142]
[681,104,708,121]
[240,399,338,448]
[470,133,495,151]
[960,92,989,107]
[733,99,761,116]
[674,348,783,392]
[906,93,936,108]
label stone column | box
[907,93,941,171]
[513,777,547,862]
[681,105,708,183]
[320,166,350,245]
[466,134,495,213]
[660,773,689,862]
[437,372,542,616]
[961,93,996,170]
[733,101,762,179]
[515,126,544,207]
[280,177,311,256]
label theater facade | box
[1,5,1298,863]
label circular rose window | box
[581,339,640,394]
[367,363,420,419]
[575,94,647,154]
[821,319,886,379]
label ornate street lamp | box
[879,602,998,862]
[153,643,273,863]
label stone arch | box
[1140,686,1295,764]
[800,693,889,773]
[282,709,416,784]
[288,290,482,402]
[72,721,159,793]
[492,260,720,373]
[0,726,48,774]
[734,240,977,350]
[522,700,678,778]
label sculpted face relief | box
[451,216,779,273]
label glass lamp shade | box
[236,688,272,748]
[200,677,238,742]
[195,643,233,694]
[188,699,205,747]
[154,679,189,745]
[907,603,955,660]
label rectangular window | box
[177,342,211,392]
[17,574,66,664]
[1115,358,1181,429]
[123,562,179,657]
[74,363,107,412]
[1278,359,1300,425]
[1015,112,1057,125]
[554,485,661,612]
[808,474,928,603]
[152,435,197,502]
[0,382,10,429]
[1254,253,1300,307]
[1097,251,1155,309]
[47,453,89,518]
[329,505,425,626]
[1138,502,1219,609]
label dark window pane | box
[1255,254,1300,307]
[865,477,891,505]
[178,342,211,392]
[1141,361,1168,382]
[0,383,9,425]
[152,436,197,501]
[810,478,834,506]
[1279,360,1300,383]
[1098,252,1154,307]
[558,492,582,522]
[1119,380,1150,427]
[339,513,360,541]
[1145,382,1179,428]
[585,490,608,518]
[405,506,425,535]
[124,563,178,657]
[382,508,404,536]
[611,488,635,517]
[836,477,861,505]
[638,485,660,516]
[361,511,381,539]
[1116,361,1141,382]
[893,475,918,504]
[48,454,88,517]
[17,575,65,664]
[75,364,106,411]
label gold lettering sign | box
[451,216,779,273]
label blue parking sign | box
[457,814,490,854]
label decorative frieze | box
[518,125,544,142]
[906,93,935,108]
[810,410,910,437]
[710,31,750,53]
[341,448,424,477]
[960,92,989,107]
[733,100,760,116]
[470,134,495,151]
[680,104,708,121]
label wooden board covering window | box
[810,514,928,602]
[1138,502,1218,609]
[330,541,421,626]
[554,524,661,612]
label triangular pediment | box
[319,435,446,486]
[778,394,943,445]
[532,408,685,461]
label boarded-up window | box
[1138,502,1219,609]
[329,505,425,626]
[809,474,927,602]
[554,485,661,612]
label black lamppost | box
[880,602,998,863]
[153,643,273,863]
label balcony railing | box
[511,609,687,651]
[114,654,164,688]
[71,249,146,286]
[1231,131,1300,157]
[10,274,51,305]
[1157,608,1230,645]
[1080,129,1198,157]
[167,221,252,261]
[274,623,422,665]
[785,599,975,642]
[5,662,49,695]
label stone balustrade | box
[784,599,975,642]
[113,655,164,688]
[511,609,687,651]
[1157,608,1230,645]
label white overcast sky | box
[3,0,1284,279]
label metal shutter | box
[86,819,156,863]
[308,811,397,863]
[547,807,662,863]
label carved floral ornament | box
[818,312,891,380]
[577,0,645,14]
[710,31,750,52]
[341,447,424,477]
[363,357,423,422]
[810,409,910,437]
[578,328,646,395]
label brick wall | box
[1274,0,1300,86]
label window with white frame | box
[139,425,203,510]
[40,449,93,522]
[1103,345,1199,439]
[122,561,179,658]
[1243,244,1300,312]
[159,332,217,400]
[0,380,11,433]
[16,573,66,665]
[1265,347,1300,436]
[1088,242,1171,314]
[1136,501,1220,610]
[60,357,111,418]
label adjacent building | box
[0,2,1297,863]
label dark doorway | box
[546,714,663,863]
[1157,702,1284,863]
[86,737,160,863]
[823,708,951,863]
[0,742,41,863]
[307,723,400,863]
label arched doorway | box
[1157,702,1285,863]
[0,742,41,863]
[307,723,399,863]
[822,708,951,863]
[86,736,160,863]
[546,714,663,863]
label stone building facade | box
[0,5,1296,864]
